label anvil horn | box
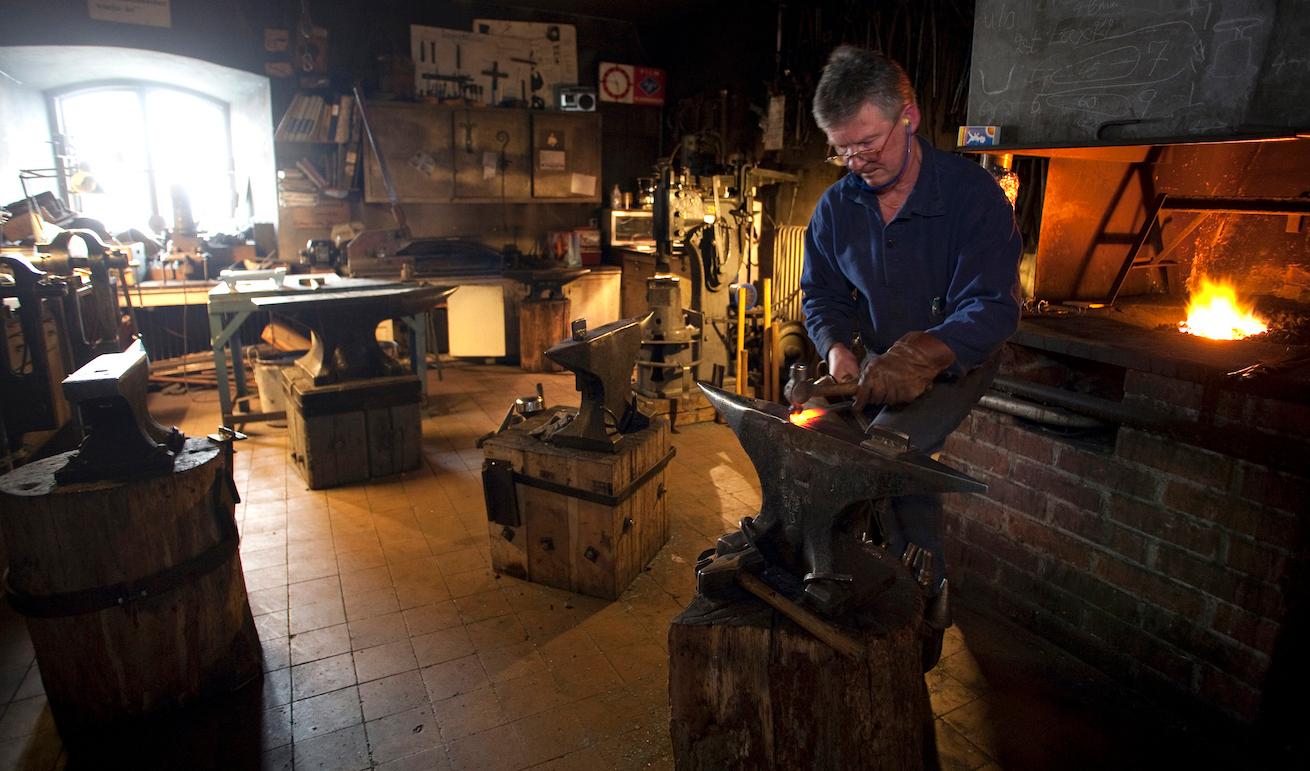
[696,382,985,496]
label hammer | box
[696,547,865,660]
[784,363,858,410]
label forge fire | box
[1178,277,1269,340]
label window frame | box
[46,80,237,226]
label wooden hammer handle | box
[809,381,860,400]
[737,572,865,660]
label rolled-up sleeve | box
[926,183,1022,371]
[800,196,858,359]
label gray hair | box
[812,45,917,130]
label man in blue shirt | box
[801,45,1022,666]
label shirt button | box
[887,240,896,248]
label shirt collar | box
[838,135,946,217]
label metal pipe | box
[978,393,1106,429]
[990,376,1146,425]
[735,286,747,395]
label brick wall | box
[940,367,1309,725]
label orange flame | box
[789,407,826,427]
[1178,277,1267,340]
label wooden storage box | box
[282,368,422,489]
[636,388,718,428]
[482,407,673,599]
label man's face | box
[824,102,907,188]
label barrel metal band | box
[4,470,240,619]
[513,447,675,507]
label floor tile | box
[364,704,443,765]
[359,670,429,723]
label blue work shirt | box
[801,136,1022,373]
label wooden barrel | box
[519,298,570,372]
[669,548,933,770]
[0,437,261,735]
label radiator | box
[772,225,807,322]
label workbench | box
[207,273,431,427]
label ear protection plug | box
[903,118,910,126]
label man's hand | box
[854,332,957,409]
[826,343,861,383]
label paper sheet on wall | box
[472,19,579,110]
[569,173,596,197]
[410,25,533,106]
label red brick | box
[1103,521,1152,566]
[1115,429,1237,491]
[963,518,1043,575]
[1238,464,1310,515]
[1215,390,1310,439]
[1225,537,1289,583]
[1135,605,1270,685]
[999,421,1058,465]
[1106,493,1220,558]
[1006,514,1092,570]
[1196,665,1262,722]
[1056,445,1163,502]
[1040,560,1141,622]
[1009,458,1104,513]
[1161,480,1272,539]
[1153,543,1239,599]
[1212,602,1280,656]
[1093,554,1207,618]
[1124,371,1203,409]
[940,436,1010,476]
[1231,578,1286,620]
[942,492,1007,532]
[1046,498,1107,542]
[979,471,1046,519]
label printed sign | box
[88,0,171,28]
[599,62,666,106]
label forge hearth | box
[938,309,1309,729]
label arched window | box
[52,83,236,233]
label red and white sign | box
[599,62,665,106]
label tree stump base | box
[669,549,933,770]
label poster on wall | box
[87,0,171,28]
[411,25,536,107]
[472,20,579,110]
[599,62,666,106]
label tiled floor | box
[0,363,1248,769]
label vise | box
[543,317,649,452]
[251,285,454,385]
[694,382,985,616]
[56,340,185,485]
[0,255,71,447]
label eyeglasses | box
[823,113,905,167]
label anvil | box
[56,340,185,484]
[697,382,985,615]
[252,285,454,385]
[544,316,649,452]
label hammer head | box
[783,362,811,408]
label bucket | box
[250,345,306,413]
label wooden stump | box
[0,438,261,735]
[669,552,932,770]
[519,298,570,372]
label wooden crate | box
[636,389,718,427]
[482,407,673,599]
[282,368,422,489]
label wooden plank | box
[522,487,572,590]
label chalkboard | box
[967,0,1310,144]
